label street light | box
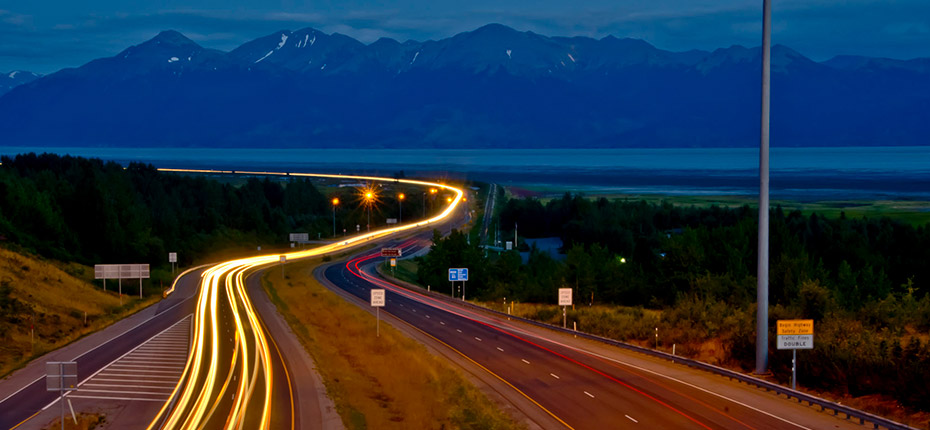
[365,191,374,232]
[331,197,339,237]
[398,193,405,223]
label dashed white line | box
[456,329,462,333]
[521,359,530,364]
[497,347,504,352]
[584,391,595,398]
[440,321,445,325]
[475,337,482,341]
[626,415,638,423]
[426,315,431,319]
[550,373,560,379]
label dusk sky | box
[2,0,929,74]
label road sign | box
[168,252,177,263]
[381,248,402,257]
[289,233,309,242]
[448,268,468,281]
[558,288,573,306]
[94,264,150,280]
[280,255,286,263]
[777,319,814,336]
[390,258,397,267]
[371,289,385,307]
[505,241,513,250]
[46,362,77,391]
[777,335,814,350]
[386,218,398,224]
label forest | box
[0,153,425,270]
[417,194,930,411]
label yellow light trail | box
[148,171,465,430]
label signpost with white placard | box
[168,252,177,275]
[289,233,309,243]
[558,288,572,328]
[371,289,385,337]
[777,319,814,389]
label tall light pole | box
[332,197,339,237]
[365,192,373,232]
[398,193,405,223]
[756,0,772,375]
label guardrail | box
[378,268,918,430]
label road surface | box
[319,241,867,430]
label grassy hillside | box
[0,247,158,377]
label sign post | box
[777,319,814,389]
[168,252,177,275]
[371,289,385,337]
[558,288,572,328]
[448,268,468,300]
[47,361,77,430]
[95,264,150,302]
[280,255,286,277]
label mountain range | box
[0,24,928,148]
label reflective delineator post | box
[756,0,772,375]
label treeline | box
[418,194,930,410]
[0,153,400,269]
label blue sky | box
[2,0,929,74]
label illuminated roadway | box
[319,242,868,430]
[146,172,465,430]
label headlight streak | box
[148,171,465,430]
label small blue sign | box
[448,268,468,281]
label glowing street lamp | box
[398,193,405,223]
[364,191,374,232]
[331,197,339,237]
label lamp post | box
[331,197,339,237]
[398,193,405,223]
[756,0,772,375]
[365,192,374,232]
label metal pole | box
[400,199,403,223]
[59,363,64,430]
[756,0,772,375]
[792,349,797,389]
[563,306,566,328]
[333,206,336,237]
[119,278,122,305]
[376,307,380,337]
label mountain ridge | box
[0,24,928,148]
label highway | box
[320,241,866,430]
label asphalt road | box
[321,241,866,430]
[0,268,204,430]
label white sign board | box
[558,288,573,306]
[448,268,469,281]
[777,334,814,350]
[371,289,385,307]
[280,255,287,263]
[505,241,513,250]
[289,233,310,243]
[46,362,78,391]
[168,252,177,263]
[94,264,150,280]
[386,218,398,224]
[390,258,397,267]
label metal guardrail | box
[380,269,918,430]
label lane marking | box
[584,391,595,398]
[522,359,530,365]
[497,347,504,352]
[440,321,445,325]
[456,329,462,333]
[475,337,482,342]
[626,415,638,423]
[426,315,431,319]
[67,395,166,402]
[550,373,560,379]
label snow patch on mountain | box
[277,34,289,50]
[506,49,512,59]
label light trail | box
[148,171,464,430]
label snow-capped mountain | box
[0,71,40,97]
[0,25,927,148]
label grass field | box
[0,248,160,378]
[262,257,521,430]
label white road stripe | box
[497,347,504,352]
[550,373,560,379]
[584,391,595,398]
[521,359,530,364]
[626,415,638,423]
[475,337,482,341]
[456,329,462,333]
[68,395,166,402]
[440,321,445,325]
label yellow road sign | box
[777,319,814,335]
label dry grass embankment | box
[42,412,107,430]
[0,248,160,378]
[262,258,521,430]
